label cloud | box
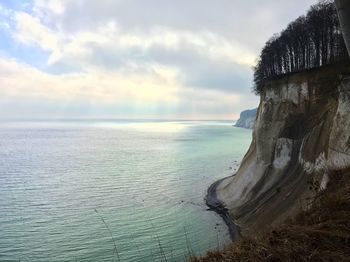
[0,56,256,119]
[0,0,319,119]
[0,56,179,103]
[11,10,255,94]
[13,11,62,64]
[0,55,171,118]
[32,0,318,51]
[13,13,256,66]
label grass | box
[94,208,121,262]
[191,168,350,262]
[94,204,203,262]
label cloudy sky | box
[0,0,317,120]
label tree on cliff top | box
[253,0,349,95]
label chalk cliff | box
[235,109,257,129]
[215,65,350,234]
[336,0,350,56]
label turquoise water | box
[0,120,252,262]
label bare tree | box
[253,0,349,95]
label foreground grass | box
[192,168,350,262]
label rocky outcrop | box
[235,108,257,129]
[214,65,350,234]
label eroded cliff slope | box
[216,65,350,233]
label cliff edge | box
[215,65,350,234]
[234,108,257,129]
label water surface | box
[0,120,252,261]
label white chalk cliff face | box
[216,66,350,233]
[235,108,257,129]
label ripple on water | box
[0,121,252,261]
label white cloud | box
[31,0,317,51]
[4,0,289,119]
[34,0,66,15]
[0,56,180,104]
[12,9,256,67]
[0,56,256,119]
[9,7,256,96]
[14,12,60,54]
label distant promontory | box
[234,108,257,129]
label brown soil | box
[191,168,350,262]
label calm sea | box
[0,120,251,262]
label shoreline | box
[206,176,241,241]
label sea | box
[0,120,252,262]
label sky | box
[0,0,317,120]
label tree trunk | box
[335,0,350,57]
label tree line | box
[253,0,350,94]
